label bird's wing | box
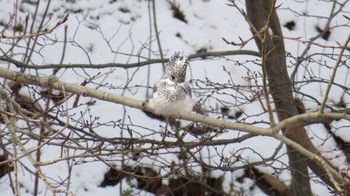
[153,80,171,94]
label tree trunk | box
[245,0,350,194]
[245,0,312,195]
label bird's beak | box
[176,83,184,89]
[177,83,191,95]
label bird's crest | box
[164,51,189,83]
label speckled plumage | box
[148,52,194,115]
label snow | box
[0,0,350,195]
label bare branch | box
[0,50,260,69]
[0,14,69,39]
[0,67,348,190]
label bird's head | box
[164,52,189,83]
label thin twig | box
[152,0,165,70]
[319,34,350,113]
[0,14,69,39]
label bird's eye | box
[171,75,175,80]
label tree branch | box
[0,14,69,39]
[0,67,348,191]
[0,50,260,69]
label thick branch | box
[0,67,347,190]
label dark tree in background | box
[246,1,312,194]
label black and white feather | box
[148,52,194,115]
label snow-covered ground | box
[0,0,349,195]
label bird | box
[148,52,194,116]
